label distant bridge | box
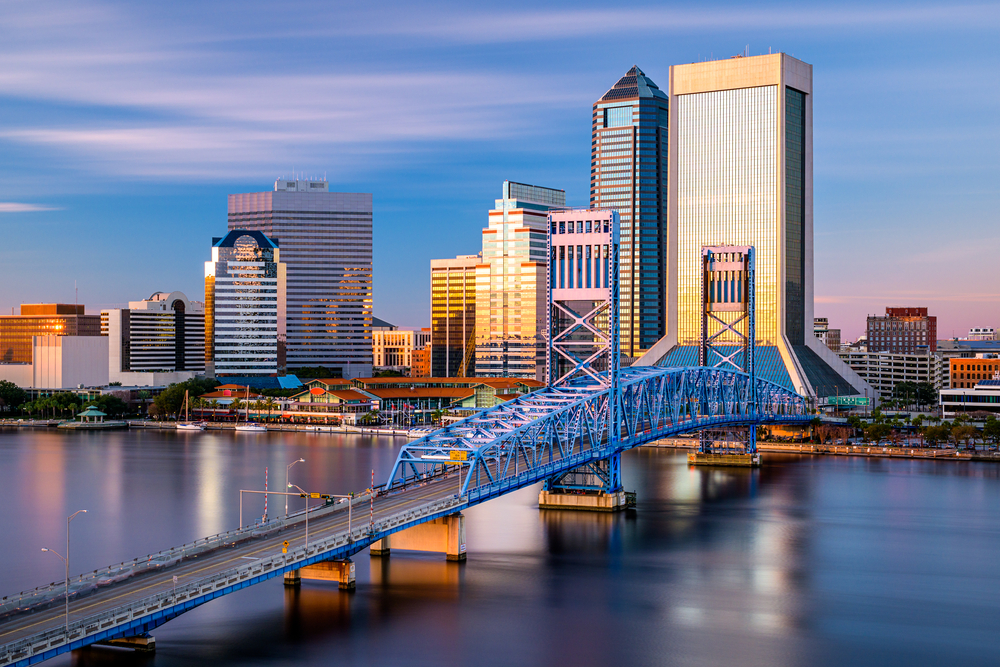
[0,365,807,666]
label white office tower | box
[101,291,206,385]
[228,180,373,379]
[205,230,286,377]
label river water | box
[1,429,999,666]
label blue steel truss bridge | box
[0,365,807,667]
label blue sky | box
[1,0,997,340]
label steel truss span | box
[386,365,810,503]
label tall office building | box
[0,304,101,364]
[475,181,565,381]
[591,66,669,359]
[101,291,205,385]
[229,180,373,378]
[640,53,870,399]
[430,254,479,377]
[205,230,286,377]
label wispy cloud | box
[333,4,1000,43]
[0,203,61,213]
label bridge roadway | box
[0,471,464,664]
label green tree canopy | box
[0,380,28,414]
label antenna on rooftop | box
[75,280,78,306]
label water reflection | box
[0,432,999,667]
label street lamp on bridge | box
[285,458,305,517]
[41,509,87,634]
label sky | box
[0,0,997,341]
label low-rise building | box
[813,318,842,353]
[410,346,431,378]
[838,350,948,398]
[967,328,996,341]
[940,380,1000,418]
[949,357,1000,388]
[101,291,205,386]
[0,304,101,364]
[279,376,543,425]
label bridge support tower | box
[370,513,466,561]
[538,209,634,511]
[689,246,762,467]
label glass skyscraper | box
[639,53,871,400]
[228,181,373,378]
[475,181,565,381]
[430,254,479,377]
[205,230,286,377]
[591,66,669,359]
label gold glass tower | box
[639,53,870,400]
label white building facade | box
[205,230,286,377]
[101,291,205,385]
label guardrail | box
[0,494,464,666]
[0,492,374,621]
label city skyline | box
[1,1,998,340]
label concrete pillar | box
[538,489,635,512]
[369,514,466,561]
[96,635,155,653]
[283,568,301,587]
[370,536,391,557]
[300,559,356,590]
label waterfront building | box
[228,180,373,378]
[430,254,479,377]
[101,291,205,385]
[476,181,565,381]
[838,350,949,397]
[639,53,870,400]
[591,66,669,358]
[940,380,1000,418]
[205,230,286,377]
[813,317,842,352]
[0,304,101,364]
[867,307,936,354]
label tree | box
[263,397,278,422]
[864,423,891,443]
[952,424,978,450]
[846,415,864,435]
[924,424,951,446]
[0,381,27,414]
[983,416,1000,447]
[208,399,220,421]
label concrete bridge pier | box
[284,559,356,590]
[370,513,466,561]
[95,633,155,653]
[538,453,636,512]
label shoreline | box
[644,439,1000,462]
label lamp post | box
[288,484,310,547]
[285,458,305,517]
[41,509,87,635]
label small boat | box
[176,422,206,431]
[176,390,206,430]
[235,422,267,433]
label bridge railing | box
[0,494,465,667]
[0,492,376,622]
